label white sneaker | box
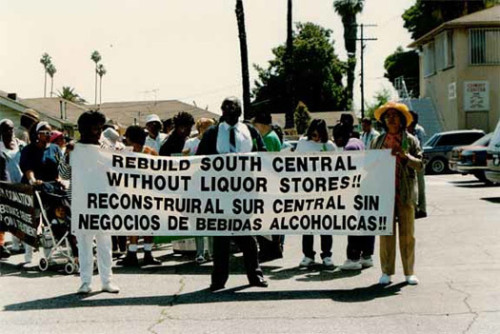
[77,283,92,294]
[195,255,205,264]
[360,256,374,268]
[322,257,334,268]
[101,282,120,293]
[406,275,419,285]
[299,256,315,267]
[340,259,362,270]
[379,273,391,285]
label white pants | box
[76,233,113,285]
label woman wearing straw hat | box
[372,102,423,285]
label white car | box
[485,120,500,184]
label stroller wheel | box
[64,262,75,275]
[39,258,49,272]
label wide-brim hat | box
[374,101,413,127]
[23,108,40,122]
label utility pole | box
[354,24,377,118]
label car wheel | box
[429,158,447,174]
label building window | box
[435,30,454,70]
[469,28,500,65]
[423,41,436,77]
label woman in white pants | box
[59,110,119,294]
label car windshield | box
[471,132,493,146]
[424,134,439,147]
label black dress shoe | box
[143,252,161,266]
[415,211,428,219]
[209,283,225,292]
[249,278,269,288]
[0,245,11,259]
[117,252,139,267]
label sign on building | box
[448,82,456,100]
[464,81,489,111]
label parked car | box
[485,120,500,184]
[423,130,485,174]
[449,133,493,183]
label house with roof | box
[408,5,500,133]
[0,90,219,136]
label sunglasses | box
[38,131,53,136]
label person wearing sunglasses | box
[20,122,62,187]
[295,119,338,269]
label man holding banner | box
[197,97,269,291]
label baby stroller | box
[36,182,79,275]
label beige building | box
[409,5,500,132]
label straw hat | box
[374,101,413,127]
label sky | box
[0,0,415,115]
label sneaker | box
[340,259,362,270]
[101,282,120,293]
[405,275,419,285]
[299,256,315,267]
[360,256,374,268]
[195,255,205,264]
[322,257,334,269]
[379,273,391,285]
[77,283,92,294]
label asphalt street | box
[1,174,499,334]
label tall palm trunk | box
[99,76,103,106]
[44,72,47,98]
[285,0,294,129]
[235,0,251,120]
[94,66,98,105]
[342,15,357,110]
[50,76,54,97]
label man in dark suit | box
[197,96,268,292]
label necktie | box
[229,127,236,153]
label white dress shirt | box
[216,122,253,154]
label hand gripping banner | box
[71,145,395,236]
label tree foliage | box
[252,22,346,116]
[365,88,391,120]
[384,46,419,98]
[333,0,364,108]
[294,101,311,134]
[57,86,86,104]
[403,0,498,40]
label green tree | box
[39,53,52,98]
[384,46,419,98]
[253,22,346,116]
[91,50,102,105]
[284,0,295,129]
[403,0,498,40]
[57,86,86,104]
[46,63,57,98]
[333,0,364,109]
[365,88,391,119]
[235,0,251,120]
[294,101,311,134]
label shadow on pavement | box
[3,282,408,312]
[481,197,500,204]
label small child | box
[49,202,78,262]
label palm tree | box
[333,0,364,110]
[39,53,52,98]
[235,0,251,120]
[96,64,107,106]
[285,0,294,129]
[57,86,86,104]
[90,50,102,105]
[46,63,57,97]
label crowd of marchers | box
[0,97,427,294]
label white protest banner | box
[71,145,395,236]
